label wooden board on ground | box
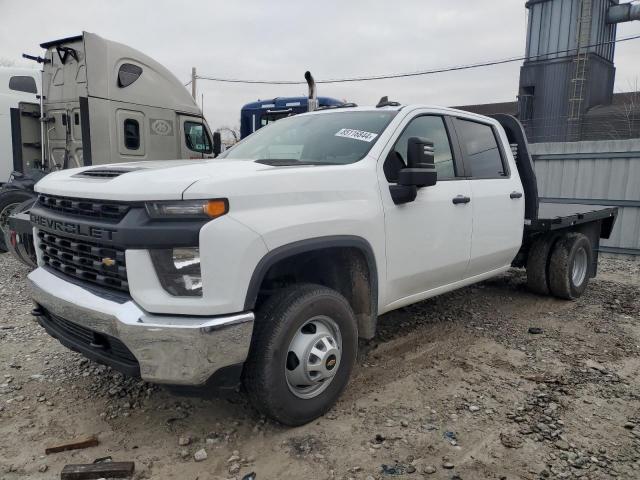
[60,461,135,480]
[44,435,99,454]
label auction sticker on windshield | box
[335,128,378,142]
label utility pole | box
[191,67,197,99]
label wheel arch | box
[244,235,379,339]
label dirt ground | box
[1,253,639,480]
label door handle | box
[510,191,523,199]
[452,195,471,205]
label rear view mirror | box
[398,137,437,188]
[407,136,435,168]
[397,168,437,188]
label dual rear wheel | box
[526,232,594,300]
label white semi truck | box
[27,102,617,426]
[0,32,218,259]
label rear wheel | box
[0,189,35,253]
[243,283,357,426]
[548,233,593,300]
[526,235,555,295]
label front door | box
[380,114,473,309]
[179,116,215,159]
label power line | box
[193,34,640,85]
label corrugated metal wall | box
[526,0,618,61]
[530,139,640,254]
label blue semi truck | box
[240,96,344,139]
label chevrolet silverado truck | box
[27,102,617,426]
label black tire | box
[526,235,554,295]
[243,283,358,426]
[548,233,593,300]
[0,189,35,253]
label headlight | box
[145,199,228,220]
[149,248,202,296]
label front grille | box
[37,230,129,292]
[37,194,130,220]
[39,310,139,375]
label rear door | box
[453,118,524,278]
[380,113,473,308]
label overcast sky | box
[1,0,639,131]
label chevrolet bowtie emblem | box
[102,257,116,267]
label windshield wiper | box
[255,159,334,166]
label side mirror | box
[212,131,222,157]
[389,184,417,205]
[397,137,437,188]
[407,136,435,168]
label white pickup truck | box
[27,102,617,425]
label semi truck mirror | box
[212,132,222,157]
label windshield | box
[220,111,397,165]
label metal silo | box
[518,0,639,142]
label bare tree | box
[620,79,639,139]
[217,126,240,145]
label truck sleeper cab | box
[27,105,617,426]
[1,31,218,259]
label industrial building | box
[460,0,640,255]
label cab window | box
[455,119,507,178]
[124,119,140,150]
[385,115,456,182]
[184,122,212,154]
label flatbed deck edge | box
[526,202,618,232]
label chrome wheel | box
[285,315,342,399]
[572,247,588,286]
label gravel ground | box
[0,253,639,480]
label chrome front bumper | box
[28,267,254,386]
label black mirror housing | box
[398,168,437,188]
[407,137,435,168]
[212,131,222,157]
[389,184,417,205]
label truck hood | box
[34,159,270,201]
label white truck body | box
[27,104,617,425]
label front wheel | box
[243,283,358,426]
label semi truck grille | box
[37,194,130,220]
[37,230,129,292]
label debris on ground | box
[44,435,99,454]
[60,461,134,479]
